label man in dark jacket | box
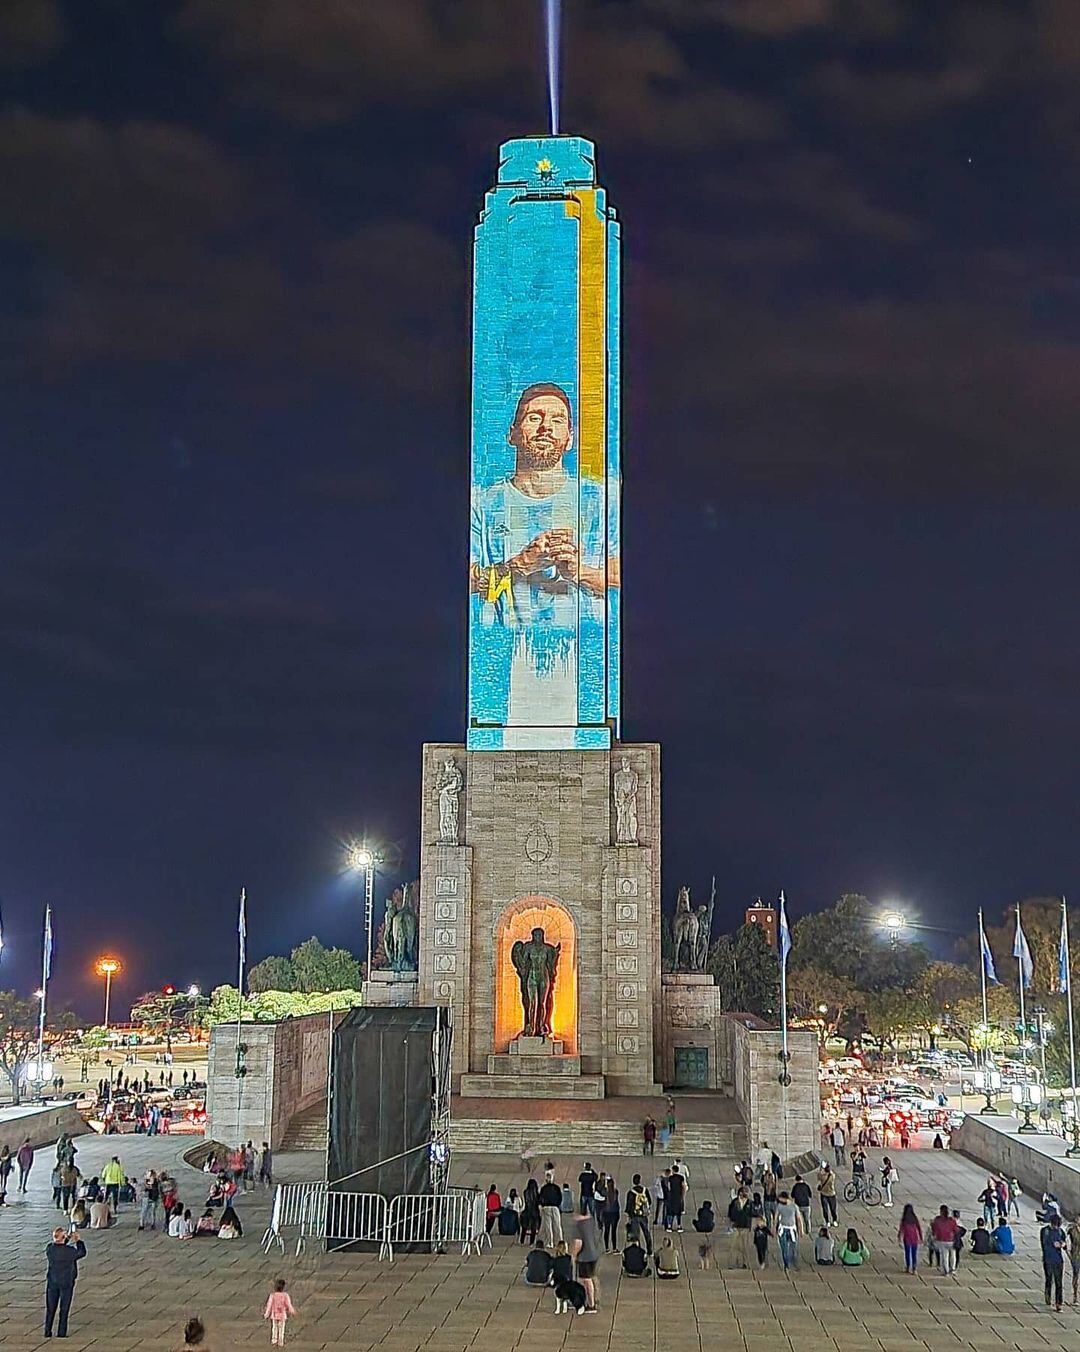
[45,1227,86,1337]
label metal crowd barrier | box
[261,1183,485,1261]
[261,1182,328,1256]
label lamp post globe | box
[94,957,122,1029]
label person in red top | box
[484,1184,502,1234]
[898,1204,923,1273]
[929,1205,958,1273]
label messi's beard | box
[520,437,565,470]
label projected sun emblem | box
[536,157,555,183]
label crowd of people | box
[478,1136,1080,1315]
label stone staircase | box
[280,1103,329,1152]
[279,1100,745,1159]
[449,1117,747,1158]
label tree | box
[789,893,927,989]
[860,988,923,1053]
[205,984,364,1026]
[786,967,857,1046]
[248,956,295,994]
[916,962,978,1047]
[705,924,779,1019]
[290,938,362,993]
[130,990,207,1039]
[0,992,43,1104]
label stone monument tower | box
[417,136,662,1098]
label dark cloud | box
[0,0,65,69]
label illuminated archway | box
[493,896,577,1055]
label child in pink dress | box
[263,1279,297,1346]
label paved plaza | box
[0,1130,1076,1352]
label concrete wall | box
[0,1102,91,1155]
[206,1011,348,1149]
[729,1015,819,1161]
[953,1115,1080,1217]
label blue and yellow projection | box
[468,136,621,752]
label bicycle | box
[843,1175,882,1206]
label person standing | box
[625,1175,653,1255]
[101,1156,124,1210]
[930,1205,958,1274]
[577,1161,598,1214]
[538,1175,563,1247]
[17,1138,34,1193]
[139,1172,160,1231]
[44,1226,86,1337]
[0,1143,12,1193]
[566,1203,603,1313]
[667,1168,686,1233]
[600,1178,620,1253]
[642,1116,656,1156]
[727,1187,754,1270]
[881,1157,897,1208]
[59,1162,79,1212]
[898,1204,923,1274]
[790,1174,811,1234]
[264,1278,298,1345]
[775,1191,803,1270]
[830,1122,846,1166]
[520,1178,541,1247]
[258,1143,273,1188]
[817,1162,838,1228]
[1041,1214,1066,1311]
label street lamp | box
[95,957,122,1028]
[346,843,380,982]
[1012,1080,1042,1133]
[881,911,906,947]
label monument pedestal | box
[418,743,663,1099]
[363,969,419,1007]
[661,971,727,1090]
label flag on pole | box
[979,915,999,985]
[1059,902,1070,995]
[0,903,5,956]
[43,905,53,981]
[238,888,247,970]
[1013,911,1033,988]
[778,891,791,966]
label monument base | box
[459,1072,606,1100]
[661,970,727,1090]
[363,969,419,1007]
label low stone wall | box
[206,1010,351,1149]
[728,1015,819,1161]
[952,1114,1080,1216]
[0,1102,91,1154]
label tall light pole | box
[346,844,380,981]
[95,957,121,1028]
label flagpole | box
[1016,903,1028,1070]
[1063,898,1080,1157]
[235,887,246,1145]
[37,905,51,1098]
[978,908,989,1071]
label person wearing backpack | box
[625,1175,652,1254]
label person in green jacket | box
[838,1227,870,1266]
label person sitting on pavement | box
[621,1235,649,1276]
[655,1236,680,1279]
[217,1204,243,1239]
[970,1218,993,1254]
[195,1208,219,1236]
[815,1227,835,1265]
[991,1219,1014,1255]
[523,1241,553,1285]
[838,1227,870,1266]
[89,1197,113,1229]
[692,1201,715,1233]
[550,1240,573,1283]
[69,1200,89,1229]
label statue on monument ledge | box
[382,882,419,973]
[510,927,561,1039]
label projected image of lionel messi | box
[470,382,619,631]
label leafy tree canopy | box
[206,985,364,1025]
[247,938,362,995]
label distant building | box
[744,900,778,949]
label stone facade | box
[729,1014,819,1159]
[660,972,727,1089]
[417,742,663,1098]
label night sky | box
[3,1,1079,1018]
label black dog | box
[552,1276,588,1315]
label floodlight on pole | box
[95,957,122,1028]
[881,911,906,949]
[346,842,382,982]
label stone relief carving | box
[436,756,463,842]
[612,757,639,845]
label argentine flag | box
[1013,911,1033,989]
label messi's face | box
[510,394,572,469]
